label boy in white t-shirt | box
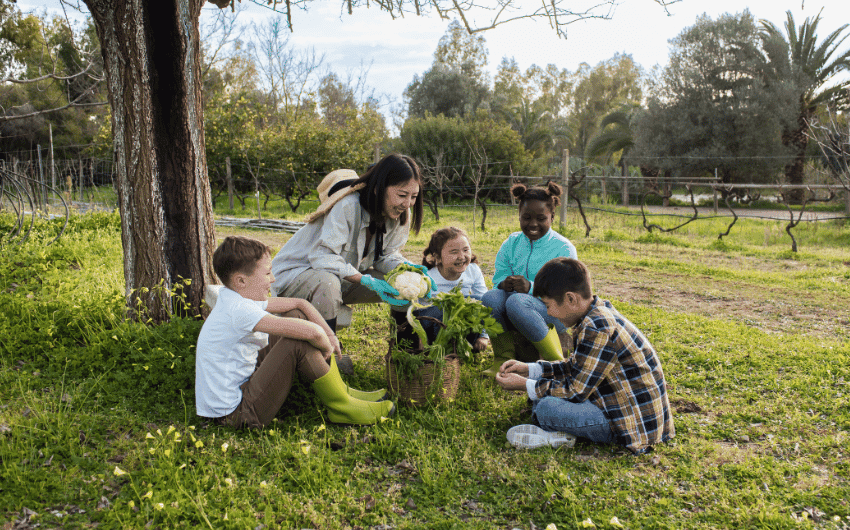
[196,236,394,428]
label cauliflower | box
[385,263,431,302]
[390,270,430,301]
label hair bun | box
[510,183,528,198]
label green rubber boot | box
[482,331,517,377]
[313,356,396,424]
[532,325,565,361]
[347,387,389,402]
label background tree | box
[567,53,643,162]
[405,20,491,119]
[630,11,797,187]
[1,6,106,153]
[760,10,850,200]
[587,102,640,173]
[396,112,534,208]
[57,0,678,322]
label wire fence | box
[2,153,849,247]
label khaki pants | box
[276,268,385,327]
[216,309,329,429]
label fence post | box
[713,168,719,214]
[601,168,607,204]
[79,159,84,202]
[845,189,850,215]
[622,163,629,207]
[37,144,46,211]
[226,157,234,210]
[560,149,569,231]
[49,123,56,209]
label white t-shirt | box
[195,287,269,418]
[427,263,488,298]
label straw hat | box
[304,169,365,223]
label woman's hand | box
[360,275,408,307]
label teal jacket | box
[492,229,578,291]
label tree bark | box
[85,0,216,322]
[782,107,810,204]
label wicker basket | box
[385,317,461,407]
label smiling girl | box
[480,182,577,375]
[414,227,489,351]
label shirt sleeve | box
[532,325,617,401]
[491,238,513,288]
[308,200,360,279]
[469,264,488,298]
[231,297,269,335]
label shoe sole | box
[507,424,576,449]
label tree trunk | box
[782,110,809,204]
[85,0,216,322]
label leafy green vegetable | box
[430,286,502,364]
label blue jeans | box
[480,288,565,342]
[532,397,616,444]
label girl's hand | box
[473,337,490,353]
[511,276,531,294]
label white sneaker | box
[506,424,576,449]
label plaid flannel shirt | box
[533,297,674,453]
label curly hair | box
[510,180,562,214]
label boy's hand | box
[495,371,528,391]
[500,359,529,376]
[328,333,342,357]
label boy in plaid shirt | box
[496,257,674,454]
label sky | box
[18,0,850,125]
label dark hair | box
[511,181,562,214]
[532,257,593,302]
[421,226,478,267]
[355,153,424,234]
[213,236,272,286]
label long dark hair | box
[355,154,424,234]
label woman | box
[271,154,428,345]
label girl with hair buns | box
[481,181,577,376]
[414,226,490,352]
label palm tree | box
[760,10,850,200]
[587,103,639,166]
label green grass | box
[1,207,849,529]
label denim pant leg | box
[532,397,617,444]
[504,292,566,341]
[481,288,511,329]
